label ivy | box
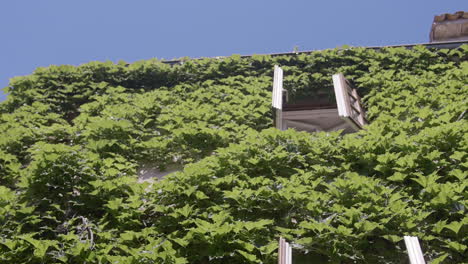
[0,45,467,263]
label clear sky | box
[1,0,466,102]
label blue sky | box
[1,0,466,102]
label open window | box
[277,236,426,263]
[272,66,367,133]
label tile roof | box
[430,11,468,42]
[433,11,468,22]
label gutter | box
[161,40,468,65]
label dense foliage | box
[0,45,467,263]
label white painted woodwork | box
[277,236,425,263]
[404,236,426,264]
[275,108,284,130]
[278,237,292,264]
[272,67,367,133]
[273,65,285,130]
[332,73,367,130]
[282,108,356,133]
[272,65,284,110]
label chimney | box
[430,11,468,42]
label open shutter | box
[404,236,426,264]
[278,237,292,264]
[332,73,367,130]
[272,65,285,130]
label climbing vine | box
[0,45,467,263]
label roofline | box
[162,40,468,65]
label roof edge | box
[162,40,468,65]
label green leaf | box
[387,172,406,182]
[382,235,402,243]
[236,249,258,262]
[445,241,467,253]
[444,221,464,235]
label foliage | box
[0,45,467,263]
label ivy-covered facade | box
[0,43,467,263]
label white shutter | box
[272,65,285,130]
[278,237,292,264]
[404,236,426,264]
[332,73,367,130]
[272,65,283,110]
